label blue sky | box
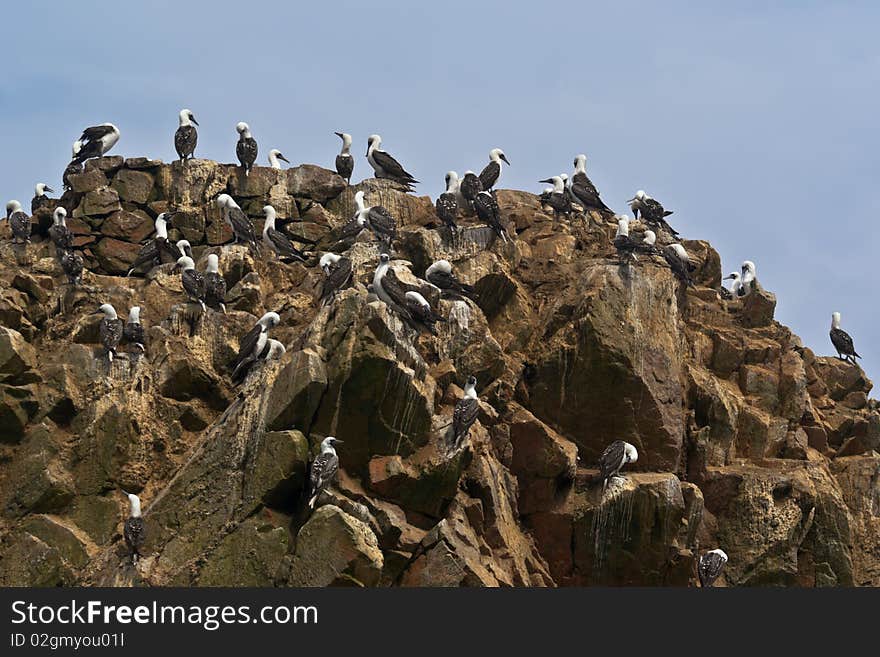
[2,1,879,377]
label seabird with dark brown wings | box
[474,190,508,243]
[127,212,178,276]
[262,205,307,262]
[478,148,510,190]
[235,121,258,176]
[71,123,120,163]
[830,312,860,365]
[663,243,695,287]
[366,134,418,190]
[613,215,640,264]
[204,254,227,313]
[123,306,145,353]
[319,252,353,306]
[229,311,281,384]
[426,259,476,301]
[451,376,480,451]
[215,194,259,251]
[122,491,145,565]
[595,440,638,488]
[334,132,354,184]
[436,171,461,236]
[538,176,572,218]
[570,154,611,213]
[404,291,445,335]
[174,109,198,163]
[354,190,397,249]
[31,183,55,213]
[459,171,483,209]
[308,437,343,509]
[4,201,31,244]
[628,190,678,237]
[48,207,73,252]
[175,256,207,312]
[698,549,728,588]
[95,303,123,363]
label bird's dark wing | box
[124,517,146,552]
[49,225,73,249]
[478,161,500,190]
[228,207,257,243]
[830,328,859,357]
[237,137,258,168]
[10,212,31,240]
[460,175,483,201]
[182,269,206,300]
[663,251,694,286]
[175,125,198,158]
[61,251,83,283]
[336,214,365,241]
[310,452,339,496]
[231,323,263,370]
[80,125,115,142]
[452,397,480,444]
[367,206,397,239]
[698,553,726,588]
[267,227,306,261]
[597,441,626,479]
[205,273,227,306]
[100,318,123,351]
[435,193,459,229]
[373,149,417,184]
[335,154,353,181]
[130,239,160,270]
[571,181,610,212]
[321,257,353,303]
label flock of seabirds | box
[1,110,864,587]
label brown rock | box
[112,168,155,204]
[101,209,154,242]
[81,188,121,216]
[92,238,142,274]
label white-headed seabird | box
[319,252,353,306]
[61,249,84,286]
[63,141,83,189]
[121,491,145,566]
[372,253,429,328]
[830,311,860,365]
[262,205,307,262]
[613,215,639,264]
[723,271,743,298]
[354,190,397,249]
[426,259,477,301]
[175,239,193,259]
[215,194,259,251]
[72,123,120,163]
[595,440,638,488]
[634,229,661,256]
[308,436,343,509]
[663,243,695,287]
[366,134,418,190]
[49,207,73,252]
[31,183,55,213]
[204,254,227,313]
[628,190,678,237]
[538,176,572,218]
[229,311,281,383]
[435,171,460,236]
[95,303,123,362]
[478,148,510,190]
[451,375,480,451]
[404,291,445,335]
[235,122,258,176]
[268,149,290,170]
[174,109,199,163]
[175,256,207,312]
[459,171,483,209]
[740,261,757,296]
[127,212,179,276]
[474,190,508,242]
[570,154,611,214]
[698,549,728,588]
[123,306,145,353]
[334,132,354,184]
[4,201,31,243]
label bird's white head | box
[176,256,195,271]
[72,140,83,157]
[707,548,728,563]
[235,122,251,137]
[379,253,390,265]
[723,271,741,282]
[6,200,22,217]
[206,253,220,274]
[268,149,289,168]
[669,243,690,262]
[445,171,460,191]
[573,154,587,171]
[616,215,630,237]
[35,182,53,197]
[405,290,430,310]
[258,311,281,328]
[489,148,510,166]
[179,109,198,127]
[464,374,478,398]
[832,311,842,329]
[53,206,67,225]
[320,436,343,452]
[263,205,277,225]
[128,306,141,323]
[624,442,639,464]
[266,339,286,360]
[428,259,452,276]
[319,252,341,272]
[124,491,142,518]
[367,134,381,149]
[643,230,656,245]
[98,303,117,319]
[741,261,756,278]
[176,239,191,254]
[335,132,352,151]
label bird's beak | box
[279,154,290,163]
[627,197,637,203]
[334,132,343,138]
[366,146,371,157]
[45,186,55,194]
[538,178,553,184]
[334,439,345,444]
[191,117,199,126]
[723,274,735,280]
[501,154,511,166]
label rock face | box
[1,156,878,588]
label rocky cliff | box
[1,156,878,587]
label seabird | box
[123,306,145,353]
[308,436,343,509]
[95,303,123,362]
[538,176,572,218]
[333,208,367,244]
[175,256,207,312]
[830,311,860,365]
[175,239,193,259]
[268,149,290,170]
[31,183,55,213]
[426,259,476,300]
[663,243,695,287]
[459,171,483,208]
[372,253,423,326]
[366,134,418,190]
[404,290,445,335]
[174,109,199,163]
[595,440,638,488]
[60,250,84,286]
[478,148,510,190]
[230,334,286,385]
[229,311,281,383]
[435,171,460,236]
[72,123,120,163]
[723,271,743,298]
[354,191,397,249]
[474,190,509,242]
[4,201,31,244]
[204,254,227,313]
[634,229,661,256]
[334,132,354,183]
[121,491,145,566]
[215,194,259,251]
[451,375,479,451]
[126,212,179,276]
[698,549,728,588]
[628,190,678,237]
[570,154,612,214]
[319,252,353,306]
[262,205,307,262]
[613,215,639,264]
[48,207,74,252]
[235,122,258,176]
[63,141,83,189]
[740,261,757,296]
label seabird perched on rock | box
[451,375,480,451]
[595,440,638,488]
[174,109,199,163]
[229,312,281,383]
[333,208,367,245]
[175,256,207,312]
[740,261,757,296]
[479,148,510,190]
[538,176,572,218]
[372,253,424,326]
[215,194,259,251]
[230,334,286,385]
[723,271,743,298]
[262,205,307,262]
[426,259,476,301]
[634,229,661,256]
[334,132,354,183]
[663,243,695,287]
[95,303,123,362]
[319,252,353,306]
[4,201,31,243]
[48,207,73,252]
[123,306,145,353]
[308,436,343,509]
[268,149,290,170]
[435,171,461,236]
[366,134,418,190]
[204,254,227,313]
[404,290,445,335]
[31,183,55,213]
[121,491,145,566]
[830,312,860,365]
[127,212,179,276]
[459,171,483,209]
[71,124,120,163]
[354,191,397,249]
[570,154,611,214]
[63,141,83,189]
[474,190,508,243]
[61,250,84,286]
[698,549,728,588]
[613,215,640,264]
[628,190,678,237]
[176,239,193,259]
[235,122,258,176]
